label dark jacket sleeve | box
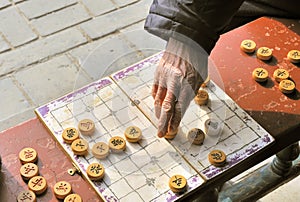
[144,0,245,54]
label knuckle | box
[154,100,161,106]
[162,101,173,112]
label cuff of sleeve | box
[165,37,208,83]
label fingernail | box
[157,131,164,138]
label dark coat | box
[144,0,300,54]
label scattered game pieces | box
[28,176,48,195]
[279,79,296,94]
[19,147,38,164]
[240,39,256,53]
[87,162,105,181]
[62,127,80,144]
[273,69,289,82]
[64,193,82,202]
[71,139,89,156]
[194,89,209,106]
[252,67,269,82]
[20,163,39,181]
[124,126,142,143]
[17,190,36,202]
[208,150,227,167]
[204,119,222,137]
[287,50,300,63]
[164,128,178,140]
[187,128,205,145]
[78,119,95,136]
[169,174,187,193]
[92,142,109,159]
[256,47,272,60]
[108,136,126,152]
[53,181,72,199]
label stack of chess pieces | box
[164,76,222,145]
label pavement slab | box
[0,27,87,76]
[69,33,143,80]
[0,34,10,53]
[17,0,77,19]
[114,0,139,8]
[82,0,116,16]
[31,3,92,36]
[0,76,32,122]
[0,6,37,47]
[80,0,150,39]
[15,54,92,105]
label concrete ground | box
[0,0,299,201]
[0,0,166,132]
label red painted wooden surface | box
[0,118,102,202]
[211,17,300,150]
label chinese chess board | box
[35,52,274,201]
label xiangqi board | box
[36,52,274,201]
[35,75,204,202]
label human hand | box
[152,38,208,138]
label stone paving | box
[0,0,166,132]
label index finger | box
[157,91,176,138]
